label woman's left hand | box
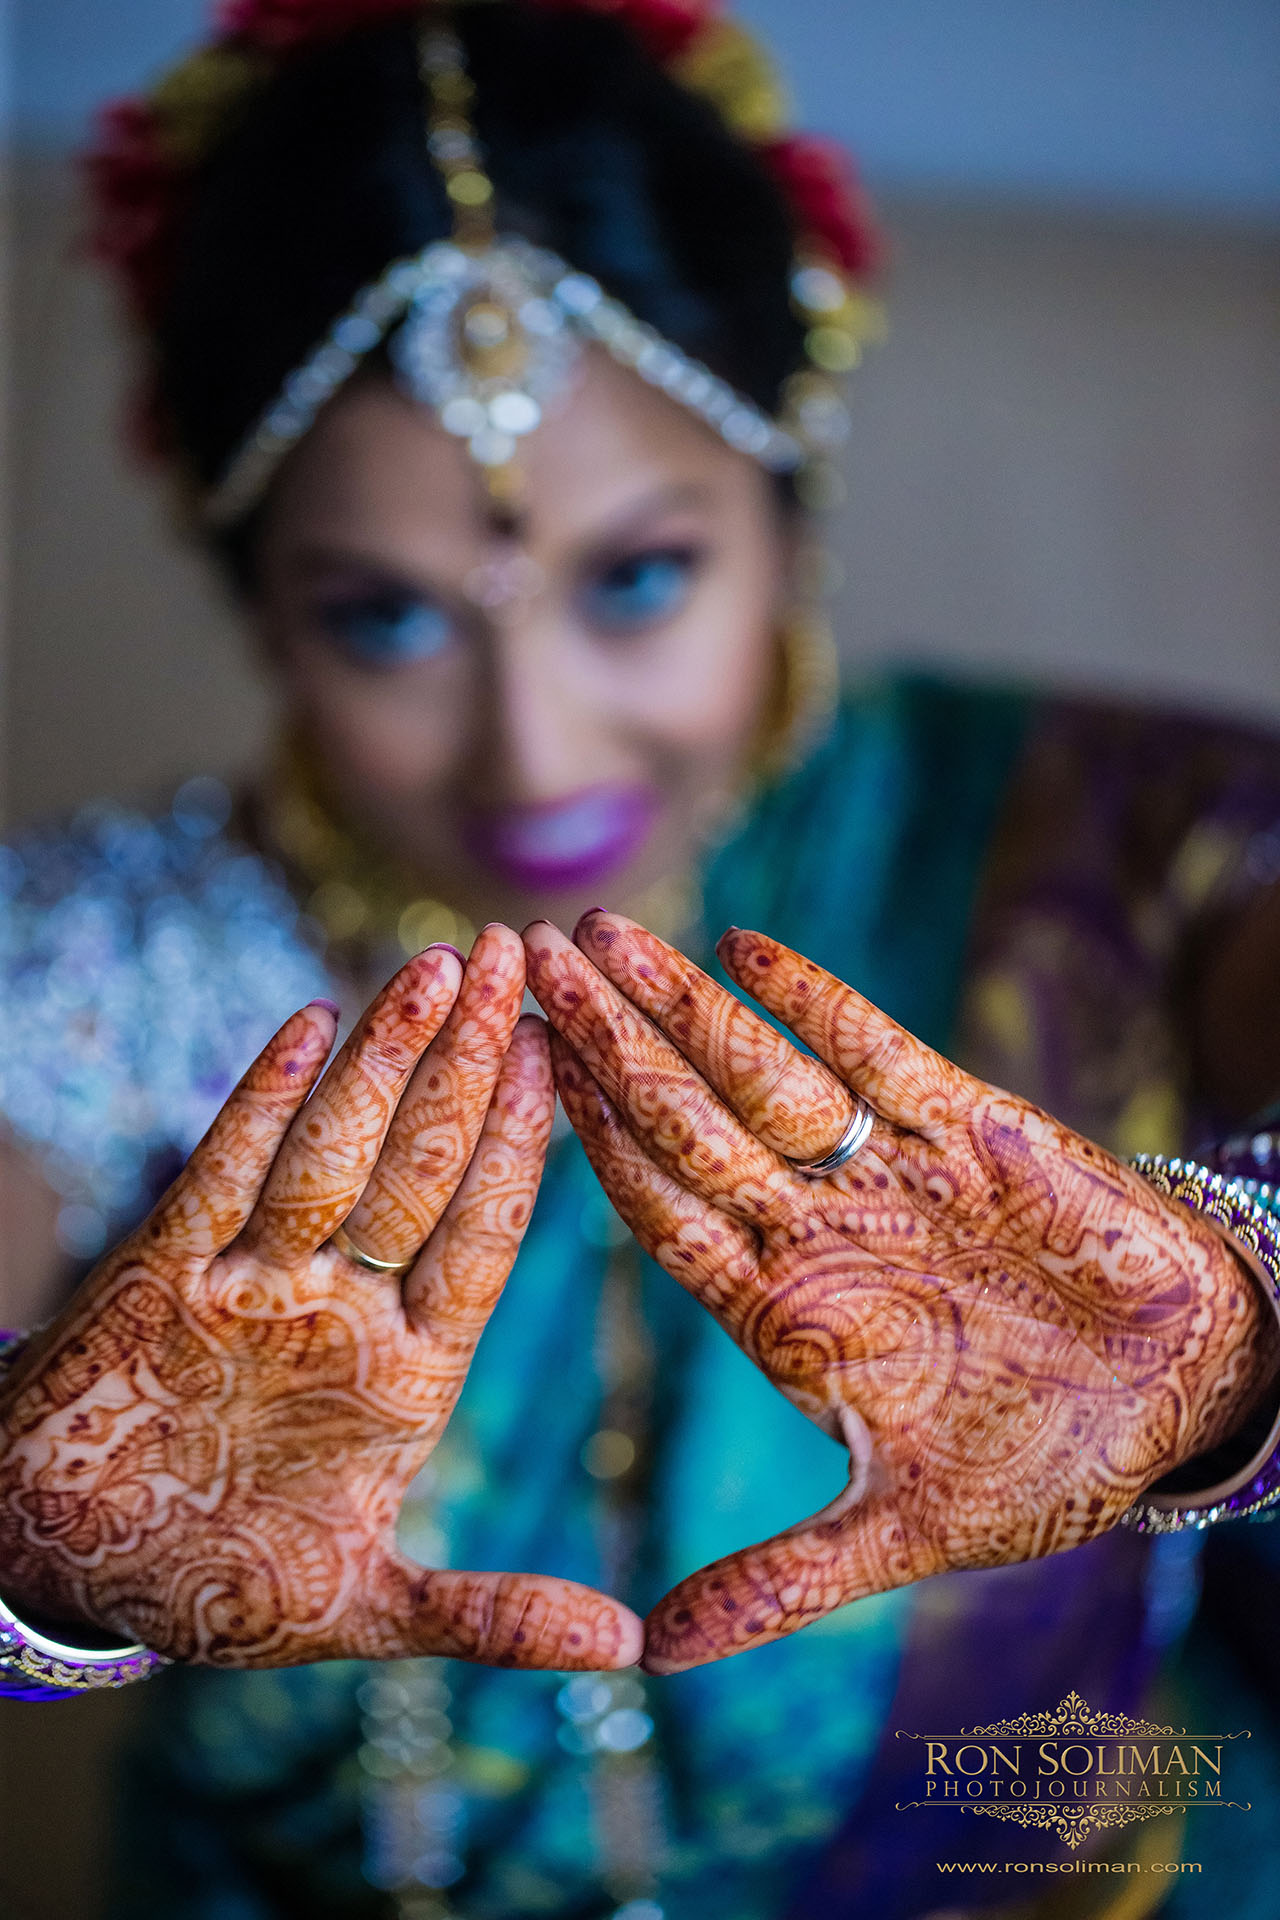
[524,912,1280,1674]
[0,929,642,1673]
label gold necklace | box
[256,734,713,967]
[258,737,478,967]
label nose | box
[468,614,607,807]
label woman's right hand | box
[0,926,641,1672]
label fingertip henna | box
[715,924,772,978]
[464,920,525,992]
[522,922,606,1021]
[394,942,464,1014]
[251,1005,336,1092]
[442,926,527,1060]
[572,905,616,945]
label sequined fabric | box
[0,777,328,1261]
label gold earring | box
[751,604,840,783]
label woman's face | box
[255,349,788,932]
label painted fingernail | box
[423,943,465,963]
[307,997,341,1016]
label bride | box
[4,3,1280,1914]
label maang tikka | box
[203,11,864,534]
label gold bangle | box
[0,1587,167,1695]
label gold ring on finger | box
[788,1096,877,1178]
[329,1222,416,1276]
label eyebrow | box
[284,545,452,614]
[580,480,717,547]
[565,479,721,583]
[283,480,719,593]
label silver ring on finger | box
[788,1096,877,1178]
[329,1222,415,1276]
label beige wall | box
[6,157,1280,831]
[833,204,1280,712]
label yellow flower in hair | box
[671,19,788,142]
[148,44,270,166]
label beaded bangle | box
[1123,1156,1280,1534]
[0,1593,168,1702]
[0,1326,168,1699]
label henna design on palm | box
[0,926,641,1672]
[524,911,1279,1675]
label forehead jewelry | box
[203,13,856,533]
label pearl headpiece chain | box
[204,16,859,529]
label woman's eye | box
[313,592,454,667]
[579,548,700,633]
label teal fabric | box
[109,673,1032,1920]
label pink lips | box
[462,784,660,893]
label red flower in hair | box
[219,0,715,60]
[83,100,187,329]
[760,133,882,279]
[215,0,415,51]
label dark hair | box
[157,2,805,557]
